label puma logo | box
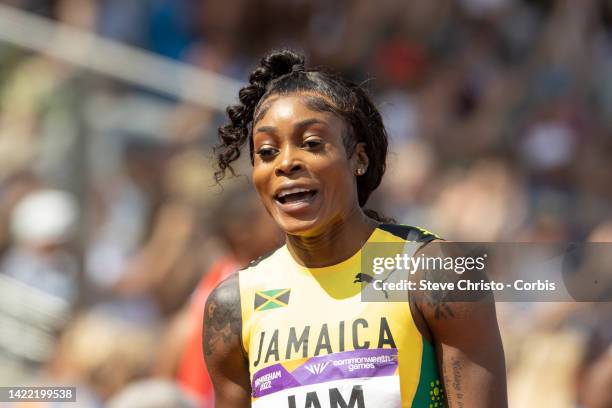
[353,273,373,284]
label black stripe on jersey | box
[241,246,281,270]
[377,224,441,243]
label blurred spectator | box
[107,379,198,408]
[574,224,612,408]
[427,158,527,240]
[147,0,199,61]
[49,310,157,402]
[576,311,612,408]
[0,189,79,383]
[4,189,79,300]
[86,136,169,295]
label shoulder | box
[208,273,240,307]
[203,273,242,357]
[205,274,241,333]
[238,245,287,281]
[377,223,442,243]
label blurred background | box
[0,0,610,407]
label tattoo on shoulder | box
[422,267,456,320]
[203,274,242,357]
[424,290,456,320]
[417,247,494,321]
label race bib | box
[252,348,401,408]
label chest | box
[248,290,413,370]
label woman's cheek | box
[251,169,270,206]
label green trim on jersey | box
[412,339,446,407]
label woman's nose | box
[274,147,303,176]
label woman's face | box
[251,93,365,236]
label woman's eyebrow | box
[294,118,327,131]
[255,125,276,134]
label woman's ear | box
[353,142,369,176]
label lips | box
[275,187,317,204]
[273,185,319,214]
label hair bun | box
[249,49,305,88]
[291,62,305,73]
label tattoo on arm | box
[443,357,464,408]
[203,277,242,357]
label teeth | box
[277,188,311,198]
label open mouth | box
[275,188,318,204]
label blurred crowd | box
[0,0,610,407]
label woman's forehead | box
[254,92,338,125]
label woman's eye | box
[256,147,278,159]
[303,139,322,149]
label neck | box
[286,207,379,268]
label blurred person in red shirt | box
[167,188,281,407]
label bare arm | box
[203,274,251,408]
[424,301,507,408]
[415,242,508,408]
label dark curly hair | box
[214,49,393,223]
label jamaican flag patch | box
[254,289,291,311]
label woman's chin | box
[276,216,323,237]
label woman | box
[203,49,507,408]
